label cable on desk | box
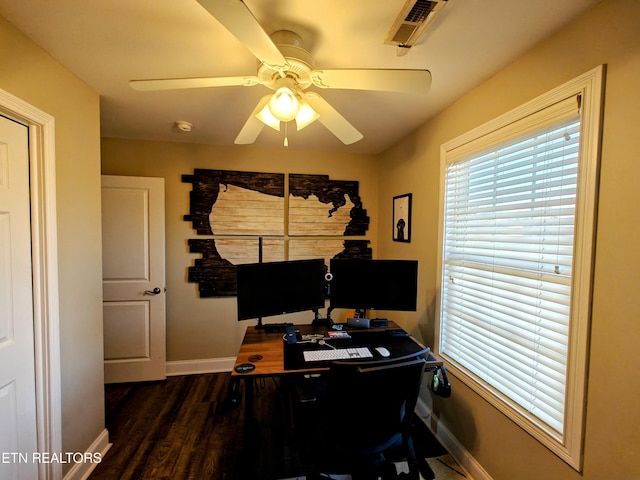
[281,333,325,344]
[317,339,337,350]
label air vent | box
[384,0,448,55]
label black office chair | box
[298,355,429,480]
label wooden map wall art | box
[183,169,371,297]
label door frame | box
[1,87,62,480]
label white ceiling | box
[0,0,600,154]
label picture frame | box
[393,193,412,242]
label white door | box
[0,115,38,479]
[102,175,166,383]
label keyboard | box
[303,347,373,362]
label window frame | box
[435,66,604,470]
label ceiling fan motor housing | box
[258,30,315,90]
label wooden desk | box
[232,322,441,377]
[232,323,336,377]
[229,322,443,479]
[232,325,308,377]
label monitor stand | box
[311,308,333,328]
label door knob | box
[144,287,162,295]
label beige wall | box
[101,139,379,360]
[0,15,104,473]
[379,0,640,479]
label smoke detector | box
[384,0,448,56]
[175,121,193,132]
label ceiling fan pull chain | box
[284,122,289,147]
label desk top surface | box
[232,322,436,377]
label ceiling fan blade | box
[235,116,265,144]
[196,0,287,70]
[310,69,431,95]
[304,93,363,145]
[235,95,275,144]
[130,76,260,91]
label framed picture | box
[393,193,412,242]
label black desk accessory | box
[431,364,452,397]
[263,322,293,333]
[234,363,256,373]
[388,329,408,337]
[347,317,389,329]
[284,325,298,344]
[370,318,389,327]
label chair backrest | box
[327,356,426,452]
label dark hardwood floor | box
[90,373,447,480]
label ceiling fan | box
[130,0,432,146]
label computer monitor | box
[236,258,326,322]
[328,259,418,314]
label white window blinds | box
[440,98,581,436]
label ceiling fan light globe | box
[268,87,300,122]
[295,103,320,131]
[255,104,281,131]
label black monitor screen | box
[329,259,418,312]
[236,259,326,321]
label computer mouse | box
[375,346,391,358]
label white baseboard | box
[165,357,235,376]
[415,398,492,480]
[62,428,111,480]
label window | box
[436,67,603,470]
